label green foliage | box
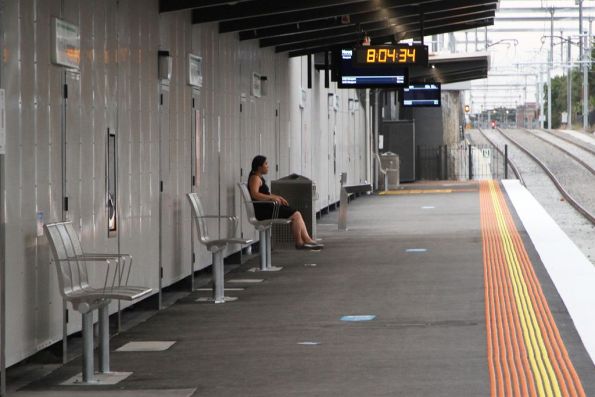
[544,45,595,128]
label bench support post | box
[265,229,272,270]
[212,251,224,303]
[82,312,94,383]
[259,230,267,271]
[338,188,348,231]
[98,304,110,373]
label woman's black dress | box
[250,175,296,220]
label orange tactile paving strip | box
[480,180,585,397]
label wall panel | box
[1,0,368,367]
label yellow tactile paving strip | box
[379,188,477,195]
[480,180,585,397]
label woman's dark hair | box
[251,155,267,173]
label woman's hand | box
[272,195,288,206]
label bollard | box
[504,144,509,179]
[468,144,473,180]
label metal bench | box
[338,182,372,231]
[44,221,152,384]
[187,193,252,303]
[238,182,292,272]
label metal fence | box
[416,143,511,181]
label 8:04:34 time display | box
[354,45,428,67]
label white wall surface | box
[0,0,368,366]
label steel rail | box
[477,128,526,186]
[495,128,595,225]
[538,129,595,156]
[522,129,595,176]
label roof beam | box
[287,19,493,57]
[242,2,497,41]
[160,0,255,13]
[192,0,368,24]
[259,6,496,48]
[216,0,445,33]
[279,13,494,55]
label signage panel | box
[354,45,429,67]
[188,54,203,88]
[51,17,80,69]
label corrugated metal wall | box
[0,0,368,366]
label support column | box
[548,8,554,130]
[0,0,6,394]
[568,36,573,127]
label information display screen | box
[337,49,408,88]
[354,45,428,67]
[402,83,441,107]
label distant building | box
[516,103,538,128]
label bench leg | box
[212,251,224,303]
[82,312,94,383]
[210,251,238,303]
[98,305,110,373]
[259,230,267,271]
[266,228,272,270]
[338,188,348,231]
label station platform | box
[12,180,595,397]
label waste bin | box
[379,152,400,190]
[271,174,317,249]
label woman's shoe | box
[296,243,322,250]
[303,242,323,249]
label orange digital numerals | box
[366,48,416,64]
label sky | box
[457,0,595,112]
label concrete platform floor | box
[13,181,595,396]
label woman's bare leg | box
[290,212,315,245]
[290,212,305,246]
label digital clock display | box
[354,45,428,67]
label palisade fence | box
[416,143,512,181]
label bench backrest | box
[238,182,258,225]
[44,221,90,298]
[186,193,211,245]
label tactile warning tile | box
[480,180,586,397]
[116,341,176,352]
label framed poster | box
[188,54,203,88]
[51,17,80,69]
[251,72,262,97]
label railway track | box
[476,128,525,186]
[521,128,595,176]
[541,129,595,155]
[495,128,595,225]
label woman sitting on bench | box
[248,155,323,250]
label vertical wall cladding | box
[4,0,65,366]
[115,0,161,290]
[2,0,369,366]
[157,10,192,285]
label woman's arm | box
[248,175,275,202]
[248,175,289,205]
